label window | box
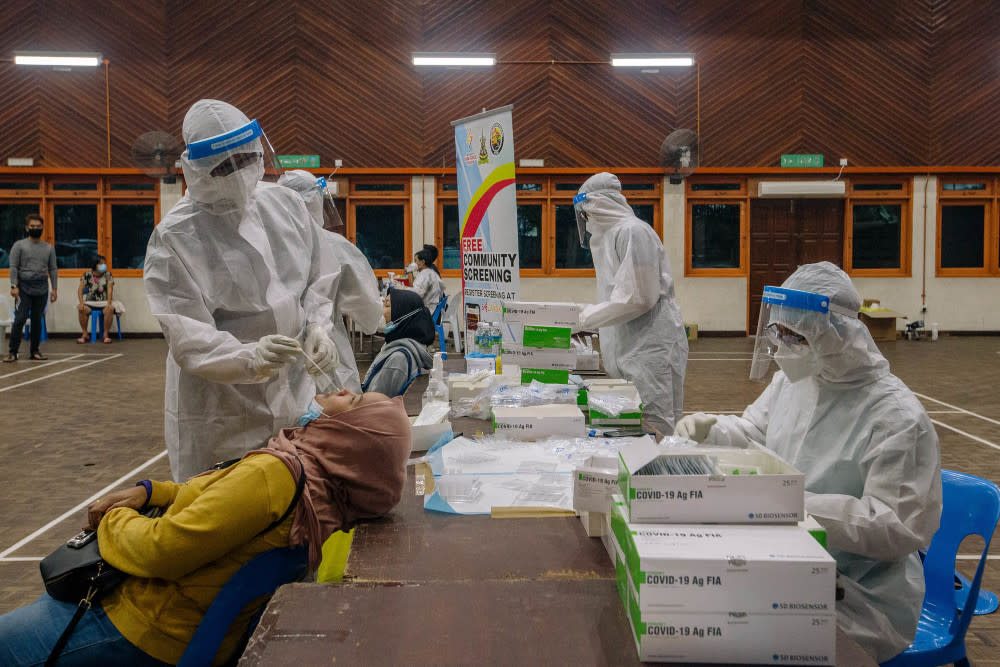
[689,202,742,270]
[436,174,662,277]
[845,178,911,276]
[352,203,408,270]
[52,203,99,269]
[109,203,157,273]
[0,203,40,268]
[937,177,998,276]
[850,204,902,269]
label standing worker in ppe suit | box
[675,261,941,662]
[574,172,688,435]
[145,100,342,481]
[277,170,382,392]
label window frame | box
[936,197,992,277]
[845,197,912,277]
[347,197,412,277]
[684,188,748,277]
[104,198,161,277]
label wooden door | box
[748,199,844,332]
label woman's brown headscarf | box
[248,395,411,571]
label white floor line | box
[0,557,43,562]
[683,410,745,414]
[0,354,86,379]
[687,359,752,361]
[687,352,753,355]
[931,419,1000,452]
[0,354,122,393]
[914,392,1000,427]
[0,449,168,558]
[926,410,966,414]
[956,555,1000,560]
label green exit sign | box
[277,154,320,168]
[781,154,824,167]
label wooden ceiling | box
[1,0,998,168]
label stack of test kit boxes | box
[500,302,578,384]
[582,380,643,427]
[603,438,837,664]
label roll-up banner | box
[451,105,520,352]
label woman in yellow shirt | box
[0,390,411,666]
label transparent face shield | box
[316,176,345,234]
[749,286,856,382]
[182,118,279,214]
[573,191,590,248]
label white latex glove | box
[252,335,301,378]
[674,413,717,442]
[304,323,338,376]
[376,314,388,332]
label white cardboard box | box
[491,404,587,440]
[574,350,600,371]
[502,301,580,327]
[608,495,836,615]
[572,454,622,513]
[408,418,452,453]
[501,345,576,370]
[588,385,643,426]
[618,439,805,523]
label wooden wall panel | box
[2,0,1000,168]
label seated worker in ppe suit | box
[144,100,345,481]
[277,170,382,392]
[575,172,688,435]
[675,261,942,662]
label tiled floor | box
[1,335,998,663]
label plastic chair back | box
[177,546,308,667]
[431,294,448,359]
[881,470,1000,666]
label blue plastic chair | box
[431,294,448,360]
[881,470,1000,667]
[88,307,123,342]
[177,546,308,667]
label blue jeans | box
[0,594,169,666]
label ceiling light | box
[611,53,695,68]
[412,52,496,67]
[14,51,103,67]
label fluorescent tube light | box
[14,51,102,67]
[611,53,695,68]
[412,52,496,67]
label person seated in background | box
[362,289,435,397]
[77,254,116,344]
[0,390,411,666]
[674,261,942,663]
[404,244,444,313]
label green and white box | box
[624,588,836,665]
[608,496,836,615]
[500,323,572,349]
[502,345,575,371]
[588,385,643,426]
[618,439,804,524]
[573,454,626,513]
[502,301,580,327]
[492,404,587,440]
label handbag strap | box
[260,454,306,536]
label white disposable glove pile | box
[252,335,301,378]
[674,413,717,442]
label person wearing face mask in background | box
[4,213,58,362]
[361,289,435,397]
[77,254,116,344]
[403,244,444,313]
[277,170,382,392]
[574,172,688,436]
[144,100,343,481]
[674,261,942,663]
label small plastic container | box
[931,323,939,341]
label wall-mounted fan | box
[131,131,184,184]
[659,128,700,184]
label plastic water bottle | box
[422,357,449,406]
[931,323,939,341]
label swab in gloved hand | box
[299,347,342,393]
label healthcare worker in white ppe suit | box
[675,261,942,662]
[574,172,688,435]
[145,100,342,481]
[277,169,382,392]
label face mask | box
[27,228,43,238]
[299,398,330,426]
[774,342,821,383]
[96,264,107,273]
[189,156,263,215]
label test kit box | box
[608,496,836,615]
[521,368,571,384]
[574,349,600,371]
[501,345,575,371]
[502,301,580,327]
[588,385,643,426]
[572,454,622,513]
[618,439,804,524]
[499,322,572,349]
[491,404,587,440]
